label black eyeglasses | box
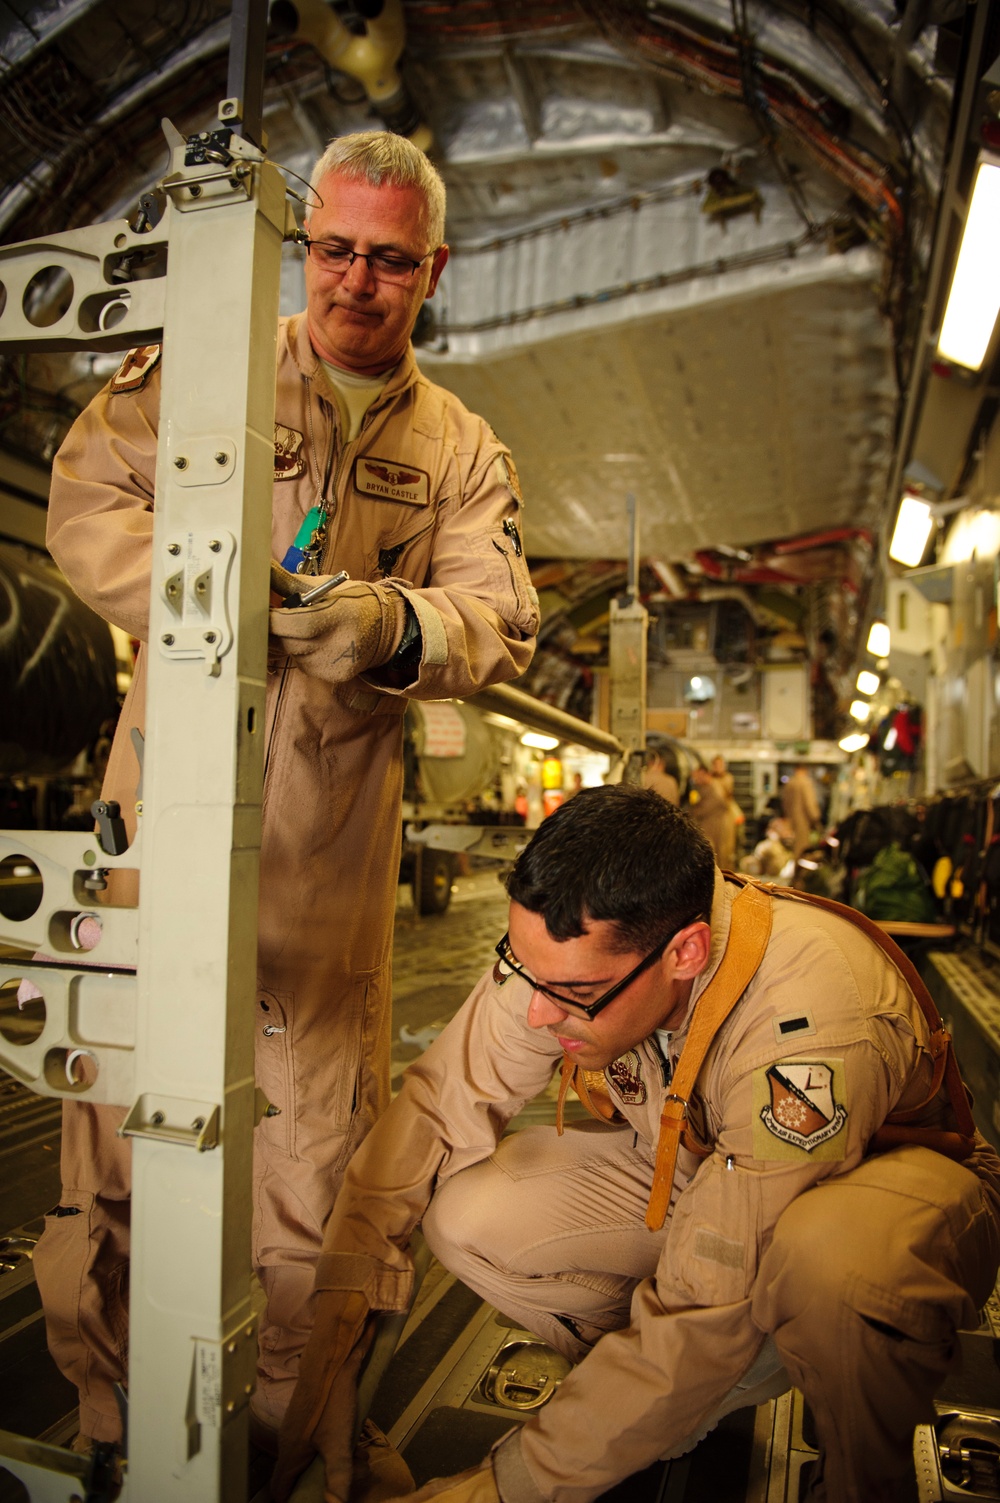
[494,926,693,1021]
[303,239,433,283]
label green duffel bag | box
[852,842,937,923]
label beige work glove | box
[270,1289,373,1503]
[386,1461,499,1503]
[269,563,405,683]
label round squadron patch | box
[607,1049,646,1105]
[753,1059,848,1160]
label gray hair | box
[308,132,446,247]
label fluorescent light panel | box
[521,731,560,751]
[839,732,869,753]
[937,157,1000,371]
[889,495,934,568]
[856,670,879,695]
[850,700,871,721]
[867,621,890,657]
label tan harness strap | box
[645,882,773,1229]
[746,880,976,1156]
[556,1058,623,1134]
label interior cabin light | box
[839,732,870,753]
[937,154,1000,371]
[850,700,871,721]
[866,621,890,657]
[520,731,560,751]
[856,670,880,695]
[889,495,934,567]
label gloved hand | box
[269,563,405,683]
[385,1460,499,1503]
[270,1289,373,1503]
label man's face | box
[305,169,449,376]
[508,901,705,1071]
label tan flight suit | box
[640,766,679,805]
[318,869,1000,1503]
[38,314,539,1441]
[687,776,735,867]
[783,767,822,858]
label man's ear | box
[670,921,712,980]
[426,243,449,297]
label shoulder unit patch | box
[110,344,161,394]
[753,1058,848,1161]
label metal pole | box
[227,0,269,149]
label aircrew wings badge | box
[752,1059,848,1161]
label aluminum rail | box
[468,682,624,760]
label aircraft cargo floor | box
[2,869,1000,1501]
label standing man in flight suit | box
[41,130,538,1452]
[274,786,1000,1503]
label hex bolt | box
[215,452,229,466]
[209,539,222,552]
[174,456,188,470]
[221,101,235,116]
[168,542,181,555]
[150,1111,165,1126]
[191,1117,205,1132]
[190,184,202,199]
[162,633,175,646]
[195,578,207,593]
[204,631,217,643]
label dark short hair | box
[505,785,716,951]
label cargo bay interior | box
[3,0,1000,1499]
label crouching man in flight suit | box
[273,785,1000,1503]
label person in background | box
[40,130,538,1456]
[641,746,679,806]
[783,765,822,859]
[710,752,742,863]
[689,764,735,867]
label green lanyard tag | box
[282,505,327,572]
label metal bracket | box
[159,529,236,676]
[192,1316,257,1434]
[120,1095,220,1150]
[0,1430,96,1502]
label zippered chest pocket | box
[374,515,438,581]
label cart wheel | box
[414,850,455,915]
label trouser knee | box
[421,1168,503,1280]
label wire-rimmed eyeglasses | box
[494,926,692,1021]
[303,238,434,283]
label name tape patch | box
[355,456,429,507]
